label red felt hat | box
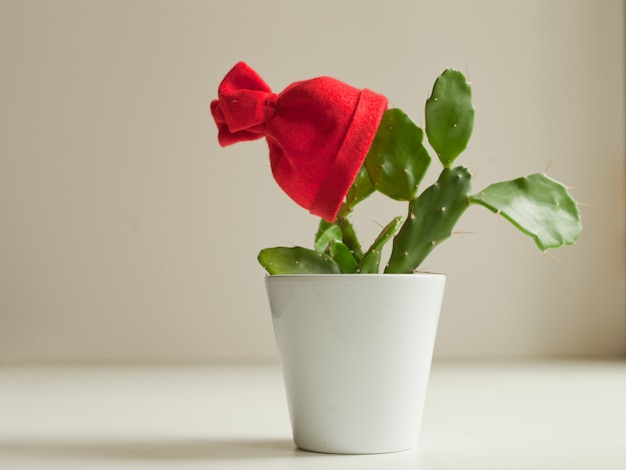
[211,62,388,222]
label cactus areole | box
[211,63,582,274]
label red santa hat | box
[211,62,388,222]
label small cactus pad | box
[258,246,342,274]
[365,108,431,201]
[335,217,364,262]
[386,166,473,273]
[425,69,474,167]
[344,163,375,211]
[329,241,359,273]
[359,216,404,274]
[470,173,582,250]
[314,220,343,253]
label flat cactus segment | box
[359,216,404,274]
[365,108,431,201]
[314,219,342,253]
[258,247,342,275]
[345,163,375,211]
[336,217,363,262]
[385,166,473,273]
[470,173,582,250]
[425,69,474,167]
[330,241,359,273]
[315,218,363,262]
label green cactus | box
[329,240,359,273]
[425,69,474,167]
[344,163,375,210]
[314,220,342,253]
[334,217,364,262]
[258,247,342,275]
[386,167,472,273]
[255,68,582,275]
[359,216,404,274]
[470,173,582,250]
[365,108,431,201]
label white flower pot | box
[265,273,445,454]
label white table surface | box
[1,360,625,469]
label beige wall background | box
[0,0,624,361]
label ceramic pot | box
[265,273,445,454]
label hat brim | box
[310,89,388,222]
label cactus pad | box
[365,108,431,201]
[470,173,582,250]
[258,247,342,275]
[358,216,404,274]
[329,241,359,273]
[386,166,473,273]
[314,220,343,253]
[425,69,474,167]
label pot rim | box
[265,272,446,279]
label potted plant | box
[210,62,582,454]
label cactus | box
[314,220,343,253]
[425,69,475,168]
[359,216,404,274]
[344,162,375,210]
[386,167,472,273]
[329,240,359,274]
[251,69,581,275]
[365,108,431,201]
[258,246,341,275]
[470,173,582,250]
